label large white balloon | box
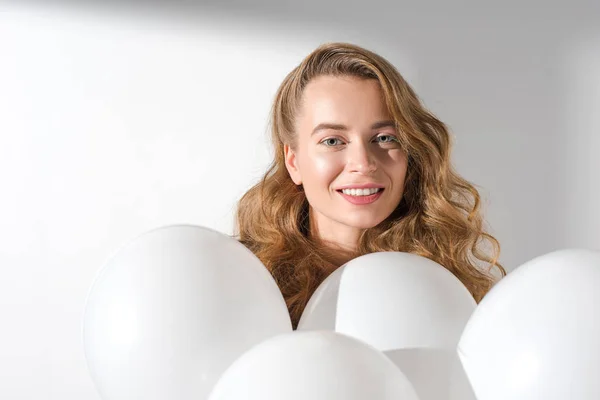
[297,265,345,330]
[299,252,476,350]
[207,331,421,400]
[458,248,600,400]
[297,251,478,400]
[82,225,292,400]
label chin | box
[344,217,386,230]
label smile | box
[336,189,384,205]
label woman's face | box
[284,75,408,234]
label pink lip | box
[336,183,385,190]
[338,189,384,205]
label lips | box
[337,188,384,205]
[335,184,385,190]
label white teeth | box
[341,188,381,196]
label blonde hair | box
[234,42,505,328]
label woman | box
[234,42,505,329]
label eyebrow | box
[311,120,396,136]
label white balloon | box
[299,252,476,350]
[297,265,345,330]
[458,248,600,400]
[207,331,421,400]
[297,252,478,400]
[82,225,292,400]
[384,348,476,400]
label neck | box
[308,207,362,267]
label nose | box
[347,141,377,174]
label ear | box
[284,143,302,185]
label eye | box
[320,137,344,147]
[374,134,399,144]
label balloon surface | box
[458,248,600,400]
[208,330,421,400]
[83,224,292,400]
[299,252,476,350]
[385,348,476,400]
[297,251,477,400]
[297,265,345,330]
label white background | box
[0,1,598,398]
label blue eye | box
[375,135,398,143]
[320,138,344,147]
[319,135,399,147]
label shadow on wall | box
[561,36,600,252]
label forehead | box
[297,75,391,125]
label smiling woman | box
[284,76,408,251]
[233,42,505,329]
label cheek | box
[314,154,341,175]
[383,152,409,188]
[303,152,343,187]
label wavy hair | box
[234,42,505,328]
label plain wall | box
[1,1,598,399]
